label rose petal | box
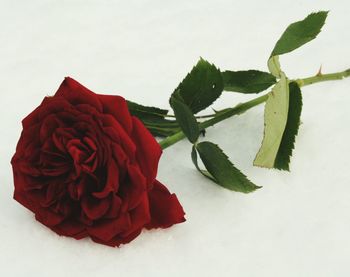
[37,97,73,122]
[56,199,74,217]
[101,114,136,158]
[81,195,111,220]
[92,159,119,198]
[91,229,142,247]
[111,143,128,171]
[55,77,103,112]
[131,117,162,185]
[120,163,147,212]
[41,182,65,207]
[78,210,94,226]
[12,125,40,160]
[119,193,150,238]
[104,194,122,219]
[87,213,131,242]
[13,173,46,209]
[40,139,67,162]
[21,96,69,129]
[21,104,42,129]
[17,161,41,177]
[98,94,133,134]
[13,173,39,211]
[52,220,87,239]
[35,207,65,227]
[146,180,186,229]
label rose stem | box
[159,69,350,150]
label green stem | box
[159,69,350,150]
[295,68,350,87]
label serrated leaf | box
[127,100,179,137]
[254,72,289,168]
[254,81,303,170]
[195,141,260,193]
[267,12,328,78]
[274,82,302,170]
[141,117,180,137]
[170,94,199,143]
[222,70,276,93]
[191,146,216,181]
[127,100,169,119]
[271,11,328,57]
[172,58,224,114]
[144,126,179,137]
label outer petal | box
[55,77,103,112]
[35,208,65,227]
[36,97,74,124]
[119,193,150,238]
[119,163,147,212]
[21,104,42,129]
[146,180,186,229]
[13,171,41,212]
[52,220,87,239]
[21,95,67,129]
[87,213,131,242]
[91,229,142,247]
[98,94,133,134]
[131,117,162,185]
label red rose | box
[11,77,185,247]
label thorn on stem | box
[316,64,323,76]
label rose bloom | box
[11,77,185,247]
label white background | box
[1,1,349,276]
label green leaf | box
[274,82,303,170]
[254,81,303,170]
[141,117,180,137]
[170,94,199,143]
[267,12,328,78]
[254,72,289,168]
[172,58,224,114]
[267,56,282,78]
[195,141,260,193]
[144,126,179,137]
[191,146,216,181]
[271,11,328,57]
[127,100,179,137]
[222,70,276,93]
[127,100,169,119]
